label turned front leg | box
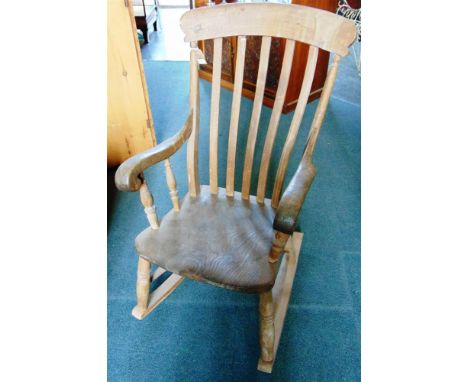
[269,231,290,263]
[259,291,275,363]
[132,257,151,319]
[132,176,158,319]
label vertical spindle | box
[139,178,159,229]
[269,231,289,263]
[187,41,201,197]
[164,159,180,211]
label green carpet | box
[108,61,360,381]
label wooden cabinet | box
[195,0,338,113]
[108,0,156,167]
[133,0,158,44]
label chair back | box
[180,3,356,207]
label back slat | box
[187,41,200,197]
[304,55,341,158]
[256,39,296,204]
[272,45,319,207]
[209,37,223,194]
[241,36,272,200]
[226,35,247,197]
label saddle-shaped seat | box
[136,186,276,293]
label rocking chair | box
[115,3,356,373]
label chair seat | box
[135,186,277,293]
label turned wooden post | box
[139,177,159,229]
[164,159,180,211]
[132,257,151,319]
[132,175,158,319]
[259,291,275,363]
[269,231,290,263]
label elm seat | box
[135,186,277,293]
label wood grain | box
[133,273,185,320]
[132,267,185,320]
[193,1,355,113]
[188,42,201,197]
[259,290,275,363]
[258,232,304,373]
[115,5,352,373]
[269,231,290,264]
[226,35,247,197]
[181,3,356,56]
[272,46,319,207]
[274,158,317,235]
[256,39,296,204]
[209,38,223,194]
[241,36,271,200]
[131,257,151,319]
[115,111,193,192]
[140,179,159,229]
[107,0,156,166]
[135,186,277,293]
[164,160,180,211]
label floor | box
[333,42,361,106]
[108,7,361,381]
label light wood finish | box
[181,3,356,56]
[241,36,272,200]
[114,3,356,373]
[209,38,223,194]
[136,186,276,293]
[140,180,159,229]
[187,41,201,197]
[132,257,151,319]
[258,232,304,373]
[194,1,346,114]
[108,0,156,167]
[272,46,319,208]
[226,35,247,197]
[115,111,193,192]
[269,231,290,263]
[164,160,180,211]
[132,268,185,320]
[143,273,184,318]
[256,39,296,204]
[304,54,341,158]
[259,291,275,363]
[274,158,317,235]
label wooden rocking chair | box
[115,3,356,373]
